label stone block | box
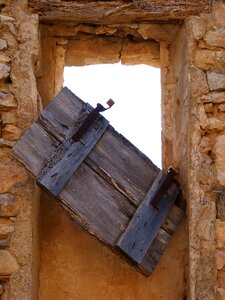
[216,288,225,300]
[0,238,10,247]
[216,220,225,248]
[0,138,15,148]
[1,110,17,124]
[121,40,160,67]
[0,224,14,238]
[199,136,212,153]
[207,72,225,91]
[214,135,225,186]
[160,42,169,67]
[218,269,225,289]
[194,49,225,72]
[191,67,209,98]
[213,2,225,27]
[201,118,225,132]
[0,250,18,276]
[218,103,225,112]
[0,91,17,111]
[0,53,11,63]
[204,103,213,113]
[0,194,18,217]
[138,24,171,41]
[200,92,225,104]
[217,194,225,221]
[0,148,28,193]
[0,63,10,80]
[65,37,121,66]
[204,28,225,49]
[0,38,7,50]
[2,124,21,141]
[216,250,225,270]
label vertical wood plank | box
[116,170,180,264]
[37,115,109,196]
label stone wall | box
[184,3,225,298]
[0,1,39,299]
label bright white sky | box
[64,63,161,167]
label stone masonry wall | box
[0,1,39,299]
[187,2,225,299]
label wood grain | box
[37,113,109,196]
[116,170,180,263]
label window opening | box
[64,63,161,167]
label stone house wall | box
[0,1,40,299]
[0,0,225,299]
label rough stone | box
[0,91,17,110]
[138,24,171,41]
[214,135,225,185]
[121,40,160,67]
[0,63,10,79]
[0,250,19,276]
[65,37,121,66]
[0,283,3,295]
[1,110,17,124]
[213,2,225,27]
[0,148,28,193]
[191,17,206,40]
[191,67,209,98]
[194,49,225,72]
[201,118,225,132]
[2,124,21,141]
[0,38,7,50]
[0,53,11,63]
[204,103,213,113]
[207,72,225,91]
[216,288,225,300]
[0,224,15,238]
[218,103,225,112]
[0,194,18,217]
[218,269,225,289]
[199,136,212,153]
[0,238,10,247]
[204,28,225,49]
[200,92,225,104]
[0,138,16,148]
[216,220,225,249]
[160,42,169,67]
[217,193,225,221]
[216,250,225,270]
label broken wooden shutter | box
[12,87,185,276]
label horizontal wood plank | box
[116,170,180,264]
[28,0,212,24]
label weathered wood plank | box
[146,228,171,262]
[38,87,85,141]
[28,0,212,24]
[59,163,136,245]
[12,123,60,176]
[37,115,109,196]
[85,127,159,206]
[161,204,184,235]
[116,170,180,264]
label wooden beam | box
[28,0,212,24]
